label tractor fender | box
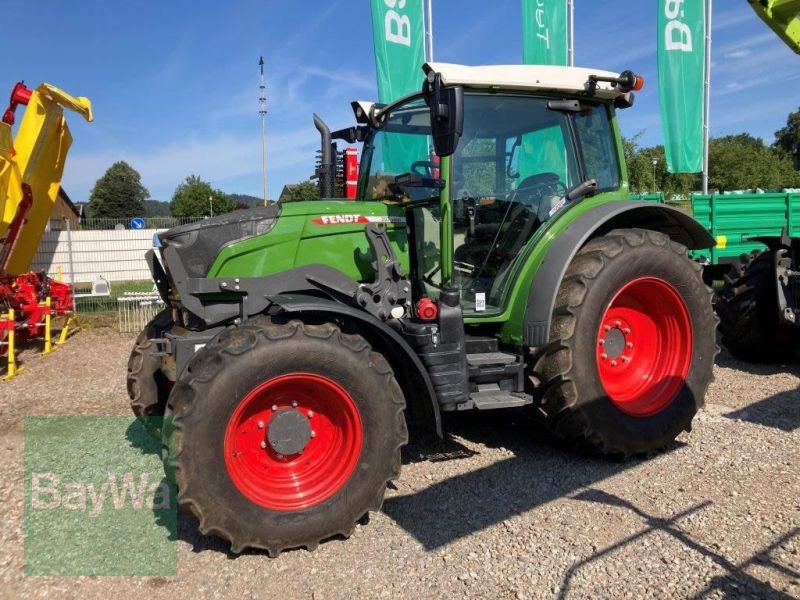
[523,200,715,347]
[266,294,442,437]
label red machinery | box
[0,81,92,363]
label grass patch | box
[74,280,156,315]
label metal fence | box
[117,293,166,333]
[31,217,204,285]
[57,217,204,231]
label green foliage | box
[86,161,148,219]
[279,181,319,202]
[170,175,233,217]
[459,138,497,195]
[144,199,171,217]
[774,106,800,155]
[624,133,800,197]
[708,134,800,191]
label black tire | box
[716,251,798,362]
[162,318,408,555]
[127,309,173,435]
[531,228,717,457]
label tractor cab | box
[350,63,638,317]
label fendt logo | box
[313,214,368,225]
[311,215,406,226]
[664,0,694,52]
[384,0,412,47]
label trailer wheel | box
[162,318,407,555]
[716,251,798,362]
[532,229,717,457]
[127,309,173,436]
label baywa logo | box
[24,416,177,576]
[31,471,171,517]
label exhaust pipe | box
[313,114,334,198]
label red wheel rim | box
[596,277,693,417]
[223,373,363,511]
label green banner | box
[521,1,569,188]
[522,0,568,66]
[24,417,177,576]
[371,0,427,174]
[658,0,706,173]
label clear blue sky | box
[2,1,798,202]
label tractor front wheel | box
[162,318,407,555]
[533,229,716,457]
[127,309,174,436]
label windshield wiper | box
[566,178,598,202]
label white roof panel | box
[424,63,625,100]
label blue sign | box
[130,217,146,230]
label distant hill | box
[144,194,267,217]
[144,199,171,217]
[229,193,266,208]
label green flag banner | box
[522,0,568,66]
[370,0,425,103]
[370,0,427,173]
[521,0,569,187]
[658,0,706,173]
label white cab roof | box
[424,62,625,100]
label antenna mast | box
[259,56,268,206]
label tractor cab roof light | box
[586,70,644,96]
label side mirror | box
[423,72,463,157]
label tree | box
[623,136,695,199]
[708,134,800,191]
[86,161,148,219]
[278,181,319,202]
[623,133,800,196]
[774,106,800,156]
[170,175,233,218]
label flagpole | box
[259,56,268,206]
[701,0,713,194]
[425,0,434,62]
[567,0,575,66]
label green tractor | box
[128,63,717,555]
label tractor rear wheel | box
[532,229,716,457]
[127,309,173,436]
[716,251,798,362]
[162,318,407,555]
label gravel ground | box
[1,329,798,599]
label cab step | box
[466,351,525,390]
[455,383,533,411]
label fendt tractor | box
[714,0,800,361]
[129,63,718,555]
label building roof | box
[57,187,81,218]
[424,63,625,100]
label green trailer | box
[691,191,800,273]
[699,190,800,360]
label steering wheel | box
[411,161,439,178]
[509,173,565,202]
[508,172,568,218]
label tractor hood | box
[159,205,281,278]
[157,200,410,284]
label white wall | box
[30,228,165,284]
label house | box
[47,188,82,230]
